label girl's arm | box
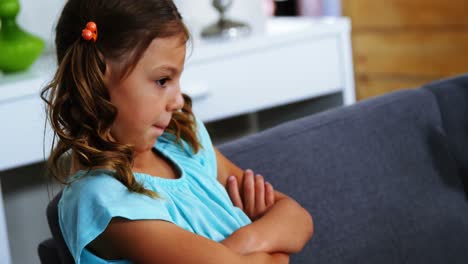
[93,217,289,264]
[215,147,314,254]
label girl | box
[41,0,313,263]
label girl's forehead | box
[147,36,187,55]
[109,34,187,80]
[140,36,187,68]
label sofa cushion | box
[218,88,468,264]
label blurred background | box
[342,0,468,100]
[1,0,467,263]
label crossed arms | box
[215,147,314,258]
[89,147,313,263]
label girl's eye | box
[156,78,169,87]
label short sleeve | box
[58,172,174,263]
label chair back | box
[41,191,75,264]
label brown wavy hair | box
[41,0,201,198]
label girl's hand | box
[227,169,275,221]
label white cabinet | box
[186,35,342,122]
[185,17,355,122]
[0,97,54,172]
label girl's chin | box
[133,135,159,153]
[133,143,156,154]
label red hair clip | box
[82,21,98,42]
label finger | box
[265,181,275,208]
[243,169,255,217]
[255,174,266,214]
[227,176,243,209]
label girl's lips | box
[153,125,166,132]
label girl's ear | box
[103,60,112,87]
[97,50,111,87]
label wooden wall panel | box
[343,0,468,100]
[343,0,468,29]
[355,74,437,99]
[353,30,468,76]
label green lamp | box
[0,0,45,73]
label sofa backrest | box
[425,74,468,194]
[218,86,468,264]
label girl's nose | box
[168,90,184,112]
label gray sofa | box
[39,75,468,263]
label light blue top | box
[58,117,251,263]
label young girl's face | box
[104,34,186,153]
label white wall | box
[17,0,66,53]
[16,0,266,52]
[298,0,342,17]
[174,0,266,40]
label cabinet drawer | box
[0,97,53,171]
[182,35,342,122]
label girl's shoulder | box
[66,169,123,189]
[61,169,128,205]
[59,168,172,224]
[58,171,173,264]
